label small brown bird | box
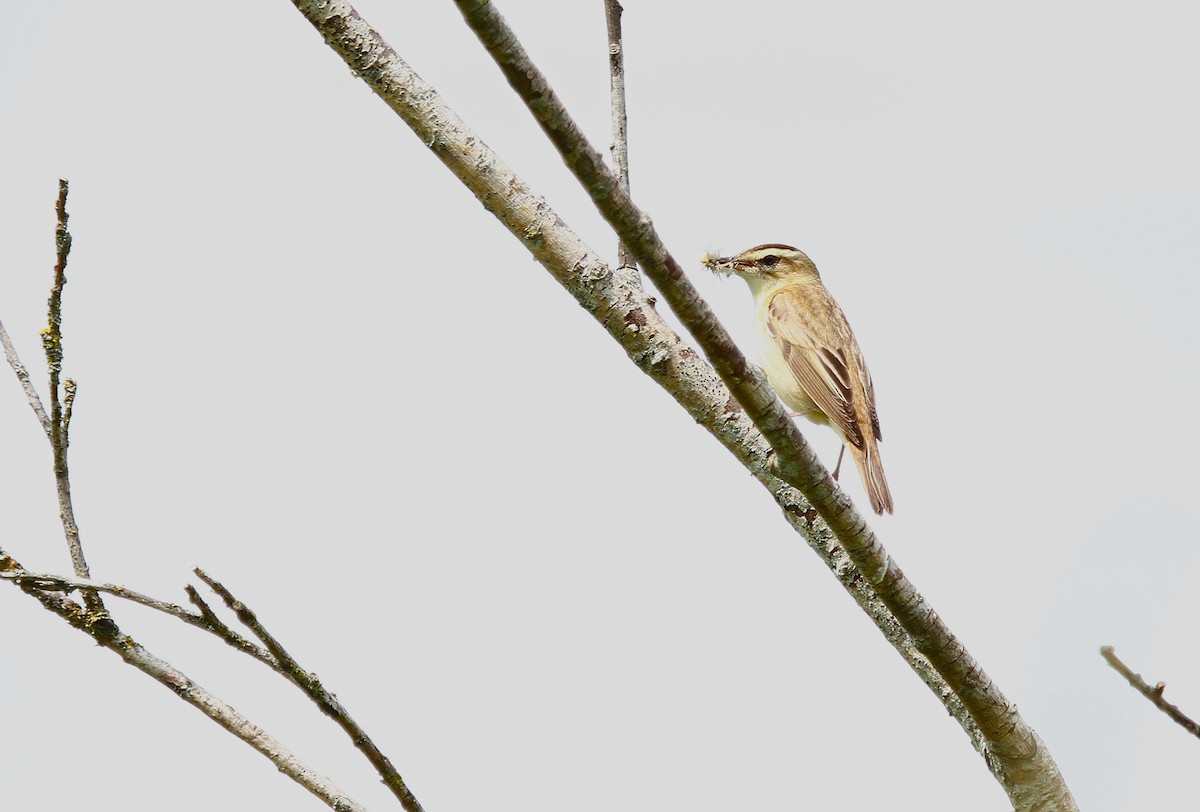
[705,244,893,514]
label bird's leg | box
[832,445,846,481]
[781,406,845,481]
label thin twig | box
[0,556,423,808]
[604,0,636,274]
[8,187,371,804]
[7,184,418,810]
[0,550,364,812]
[0,320,51,435]
[1101,646,1200,739]
[195,569,426,812]
[0,567,274,666]
[40,180,96,604]
[4,569,201,620]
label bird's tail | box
[852,440,893,515]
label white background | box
[2,2,1198,810]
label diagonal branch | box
[1101,646,1200,739]
[194,569,426,812]
[0,549,365,812]
[0,319,51,435]
[285,2,1077,808]
[0,568,276,666]
[0,559,424,810]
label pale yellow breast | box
[751,288,830,429]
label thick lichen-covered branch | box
[288,2,1077,808]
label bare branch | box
[0,320,51,435]
[1101,646,1200,739]
[0,550,365,812]
[2,557,423,809]
[195,569,425,812]
[0,568,274,665]
[7,194,373,803]
[183,583,268,656]
[39,180,96,605]
[604,0,635,274]
[4,569,202,622]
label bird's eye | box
[759,255,780,268]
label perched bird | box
[705,245,893,514]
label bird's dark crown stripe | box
[747,243,799,253]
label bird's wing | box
[766,288,865,449]
[863,364,882,441]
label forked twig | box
[0,549,365,812]
[2,186,372,811]
[194,569,426,812]
[0,555,423,810]
[0,567,273,665]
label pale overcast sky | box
[3,2,1199,810]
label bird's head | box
[703,244,820,286]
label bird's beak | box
[702,253,741,276]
